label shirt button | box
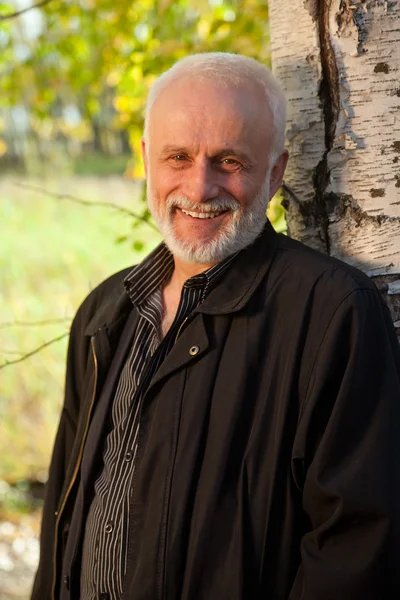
[105,522,113,534]
[125,451,133,462]
[63,575,69,590]
[189,345,200,356]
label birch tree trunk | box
[268,0,400,330]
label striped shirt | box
[80,242,235,600]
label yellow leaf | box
[0,139,7,156]
[128,65,143,83]
[197,19,210,39]
[107,71,121,87]
[132,161,145,179]
[114,95,130,113]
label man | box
[33,53,400,600]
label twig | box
[0,332,69,370]
[13,181,159,232]
[0,0,53,21]
[0,317,72,329]
[282,182,302,207]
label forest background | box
[0,1,281,596]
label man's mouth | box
[179,208,227,220]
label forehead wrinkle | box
[148,78,272,172]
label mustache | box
[166,193,240,213]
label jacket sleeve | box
[290,288,400,600]
[31,303,91,599]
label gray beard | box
[147,175,270,265]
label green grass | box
[0,176,162,482]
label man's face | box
[142,76,287,266]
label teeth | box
[181,209,223,219]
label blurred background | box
[0,0,284,597]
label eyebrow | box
[160,145,189,155]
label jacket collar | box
[196,220,279,315]
[84,220,280,336]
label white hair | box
[143,52,287,165]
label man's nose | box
[182,161,219,203]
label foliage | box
[72,152,131,176]
[0,0,270,174]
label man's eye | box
[171,155,186,161]
[221,158,240,167]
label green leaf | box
[133,240,144,252]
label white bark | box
[269,0,400,325]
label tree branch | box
[282,182,302,207]
[0,0,53,21]
[0,332,69,370]
[0,317,71,329]
[13,181,159,232]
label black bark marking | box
[337,1,367,55]
[337,194,400,225]
[374,275,400,325]
[396,89,400,97]
[337,0,357,32]
[374,62,390,74]
[394,157,399,164]
[305,0,319,20]
[319,0,340,151]
[307,0,342,254]
[393,142,400,154]
[395,176,400,189]
[370,188,386,198]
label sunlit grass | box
[0,176,162,481]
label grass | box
[0,175,162,482]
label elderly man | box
[33,53,400,600]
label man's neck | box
[170,255,216,290]
[160,256,213,339]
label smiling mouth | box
[179,208,228,220]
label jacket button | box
[189,345,200,356]
[63,575,69,590]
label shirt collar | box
[124,242,238,308]
[84,222,279,337]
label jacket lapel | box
[197,221,280,316]
[80,221,280,399]
[146,313,210,393]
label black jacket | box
[33,222,400,600]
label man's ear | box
[269,150,289,200]
[141,137,148,177]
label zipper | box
[51,335,99,600]
[174,316,189,345]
